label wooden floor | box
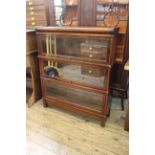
[26,98,129,155]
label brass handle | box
[69,1,73,5]
[31,17,35,21]
[89,54,93,58]
[30,7,34,10]
[29,2,33,5]
[88,70,92,74]
[89,47,93,50]
[31,22,35,26]
[30,12,34,15]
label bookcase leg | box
[107,95,112,117]
[121,97,124,111]
[100,116,106,127]
[43,98,48,107]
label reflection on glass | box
[43,61,105,88]
[42,35,109,61]
[46,82,103,111]
[96,1,128,27]
[53,0,79,26]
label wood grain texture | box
[79,0,96,26]
[26,31,41,107]
[37,27,118,126]
[36,26,119,34]
[26,53,42,107]
[27,99,129,155]
[124,103,129,131]
[26,31,37,54]
[26,0,50,28]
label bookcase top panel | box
[36,26,119,34]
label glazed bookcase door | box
[38,34,113,64]
[52,0,79,26]
[44,80,106,112]
[40,59,110,90]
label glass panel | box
[45,81,103,111]
[53,0,79,26]
[96,0,129,27]
[41,35,109,62]
[43,61,105,88]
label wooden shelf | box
[97,0,129,5]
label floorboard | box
[27,97,129,155]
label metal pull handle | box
[30,12,34,15]
[31,17,35,21]
[29,2,33,5]
[31,22,35,26]
[89,47,93,50]
[30,7,34,10]
[88,70,92,74]
[89,54,93,58]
